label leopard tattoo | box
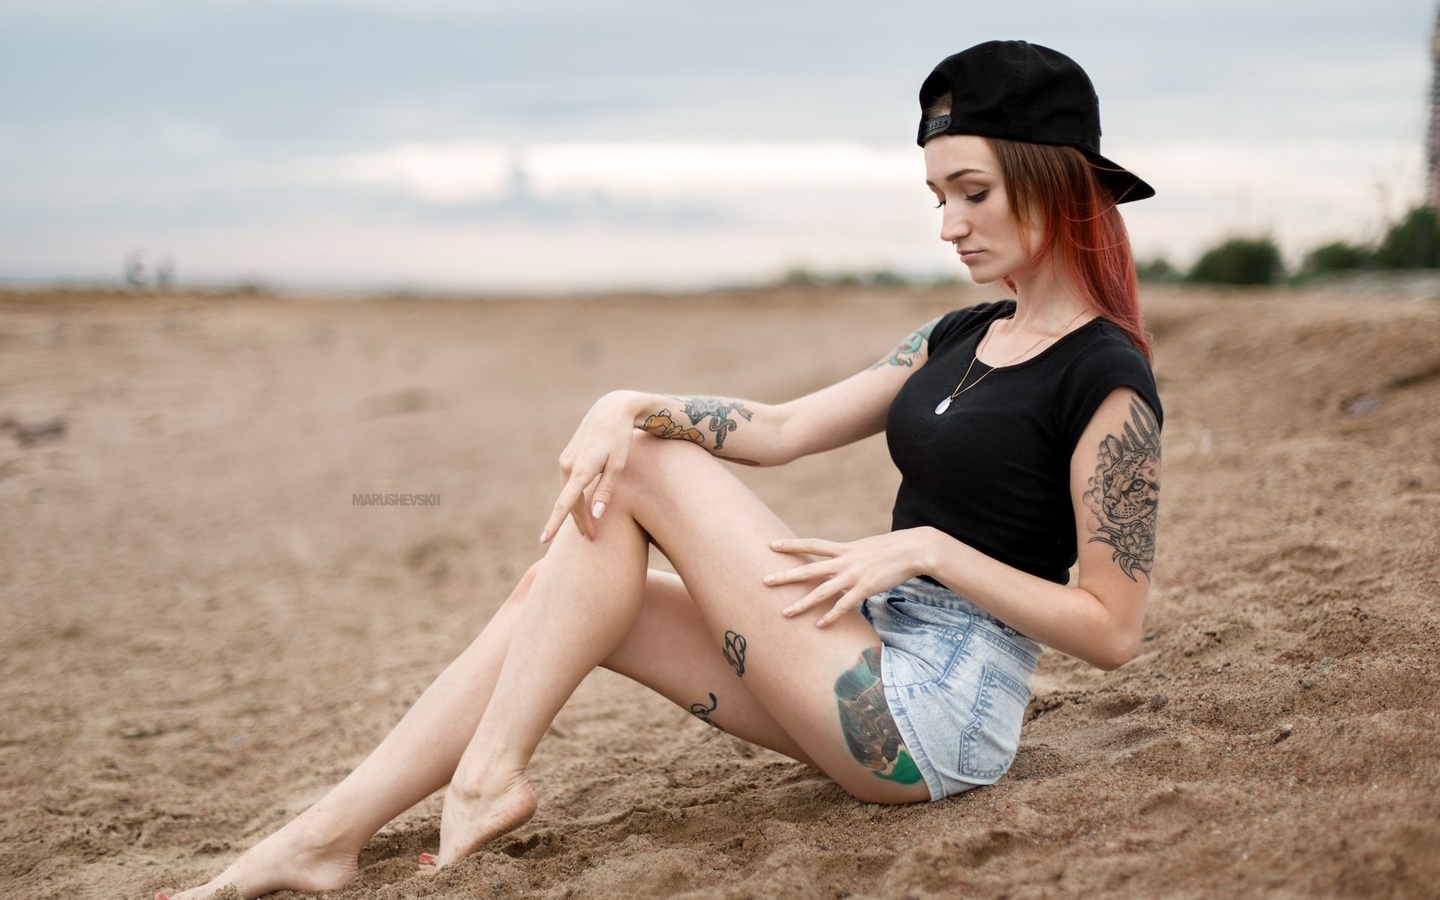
[1083,397,1160,580]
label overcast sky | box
[1,0,1434,292]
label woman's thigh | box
[604,434,930,804]
[601,569,817,767]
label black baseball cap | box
[917,40,1154,204]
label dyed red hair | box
[986,137,1152,362]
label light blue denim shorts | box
[860,576,1044,801]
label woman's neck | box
[1004,259,1092,335]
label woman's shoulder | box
[929,299,1015,349]
[1057,317,1163,426]
[1071,318,1155,374]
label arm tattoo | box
[681,397,752,450]
[869,318,940,370]
[639,403,761,464]
[639,409,706,445]
[1083,397,1161,581]
[834,647,922,784]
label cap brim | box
[1080,147,1154,204]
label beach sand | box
[1,284,1437,899]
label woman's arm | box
[612,315,944,467]
[540,317,943,543]
[924,387,1159,668]
[768,386,1160,671]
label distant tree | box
[868,269,908,287]
[1373,206,1440,269]
[781,266,818,286]
[1186,236,1284,285]
[1302,241,1371,276]
[1135,256,1180,283]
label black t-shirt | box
[886,300,1163,585]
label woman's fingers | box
[588,449,627,523]
[541,468,598,543]
[770,537,841,557]
[780,577,866,626]
[762,559,831,586]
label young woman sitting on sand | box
[161,40,1162,900]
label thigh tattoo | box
[833,647,922,785]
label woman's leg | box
[436,434,927,863]
[164,563,812,900]
[161,565,543,900]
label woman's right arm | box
[540,316,944,543]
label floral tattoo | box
[1083,397,1161,581]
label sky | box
[0,0,1435,293]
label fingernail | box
[419,852,437,864]
[762,574,774,584]
[770,540,781,549]
[539,530,549,543]
[782,606,794,616]
[592,501,606,519]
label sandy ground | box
[1,283,1438,900]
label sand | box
[1,283,1437,900]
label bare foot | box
[160,812,361,900]
[434,771,538,865]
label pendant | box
[934,396,952,415]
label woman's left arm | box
[769,387,1160,671]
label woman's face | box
[923,134,1037,285]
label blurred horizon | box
[1,0,1433,294]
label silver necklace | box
[934,309,1088,415]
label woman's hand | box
[540,391,642,543]
[764,528,939,627]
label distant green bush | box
[1303,241,1371,276]
[1373,206,1440,269]
[1135,256,1180,283]
[1186,236,1284,285]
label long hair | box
[985,137,1152,362]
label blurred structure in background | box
[124,250,147,290]
[1430,4,1440,210]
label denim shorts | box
[860,577,1044,801]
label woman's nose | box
[940,208,970,244]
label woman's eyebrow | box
[944,167,985,182]
[925,167,987,187]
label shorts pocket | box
[872,598,973,688]
[957,662,1031,783]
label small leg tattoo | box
[689,692,720,728]
[834,647,922,784]
[722,630,747,677]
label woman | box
[161,40,1162,900]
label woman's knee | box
[621,431,717,495]
[499,560,545,613]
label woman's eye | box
[933,199,945,209]
[964,190,989,203]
